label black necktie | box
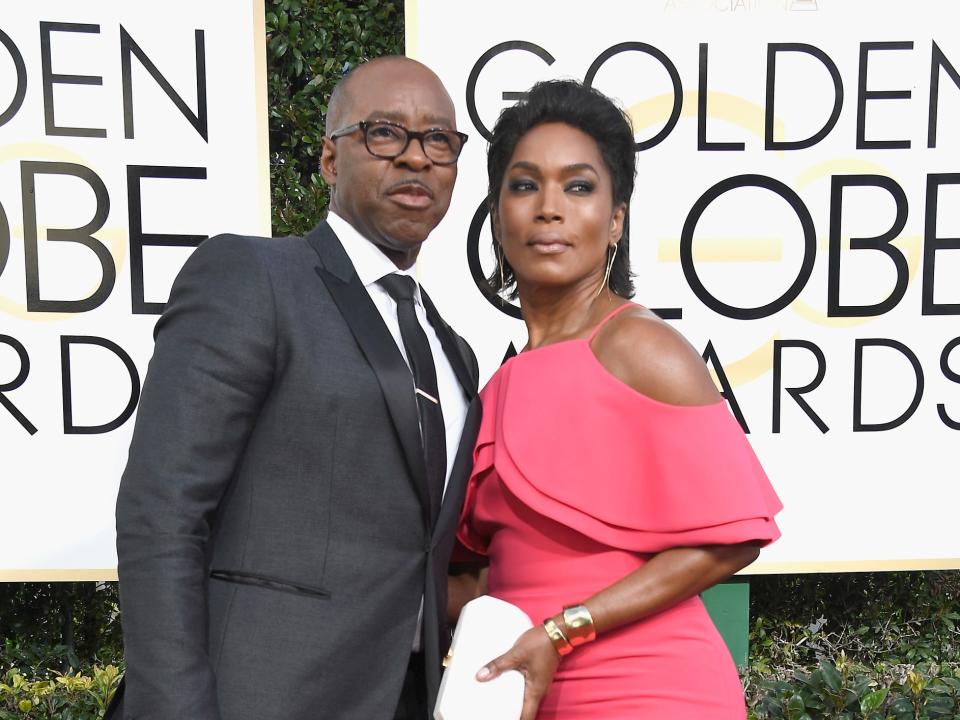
[379,274,447,520]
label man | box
[111,56,480,720]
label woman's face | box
[494,121,625,296]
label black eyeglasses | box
[329,120,468,165]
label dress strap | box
[587,302,634,341]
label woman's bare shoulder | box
[591,305,721,406]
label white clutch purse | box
[434,595,533,720]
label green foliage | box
[0,584,122,674]
[748,572,959,672]
[745,572,960,720]
[747,658,959,720]
[0,665,121,720]
[266,0,405,236]
[0,583,122,718]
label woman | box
[452,80,782,719]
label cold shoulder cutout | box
[591,307,722,407]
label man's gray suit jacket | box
[111,221,482,720]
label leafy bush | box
[0,584,122,719]
[0,584,122,674]
[0,665,120,720]
[747,657,960,720]
[745,572,960,719]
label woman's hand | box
[476,623,561,720]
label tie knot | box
[379,273,418,304]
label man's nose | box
[394,136,432,171]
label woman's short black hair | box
[486,79,637,299]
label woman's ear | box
[610,202,627,243]
[490,204,502,245]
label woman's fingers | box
[521,691,543,720]
[476,627,559,720]
[520,669,549,720]
[477,654,545,720]
[476,652,517,681]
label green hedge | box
[745,572,960,719]
[2,2,959,718]
[1,583,122,719]
[0,665,120,720]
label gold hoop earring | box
[597,243,618,297]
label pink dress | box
[457,304,782,719]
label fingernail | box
[476,667,490,680]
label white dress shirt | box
[326,210,468,651]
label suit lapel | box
[433,397,481,544]
[419,288,482,538]
[420,288,476,403]
[307,222,431,526]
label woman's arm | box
[580,543,760,635]
[582,543,760,634]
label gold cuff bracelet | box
[542,617,573,656]
[562,604,597,647]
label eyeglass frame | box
[328,119,469,165]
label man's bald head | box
[324,56,454,136]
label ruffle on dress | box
[457,341,782,555]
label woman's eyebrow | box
[507,161,598,174]
[508,160,540,173]
[561,163,599,175]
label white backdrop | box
[0,1,269,579]
[408,0,960,573]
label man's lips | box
[386,181,434,209]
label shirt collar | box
[326,210,422,305]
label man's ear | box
[319,137,337,186]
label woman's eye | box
[508,179,536,192]
[567,181,594,193]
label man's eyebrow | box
[365,110,456,128]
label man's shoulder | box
[169,231,319,304]
[198,231,312,260]
[180,232,318,284]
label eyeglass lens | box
[365,122,462,163]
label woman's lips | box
[527,236,571,254]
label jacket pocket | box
[209,569,331,599]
